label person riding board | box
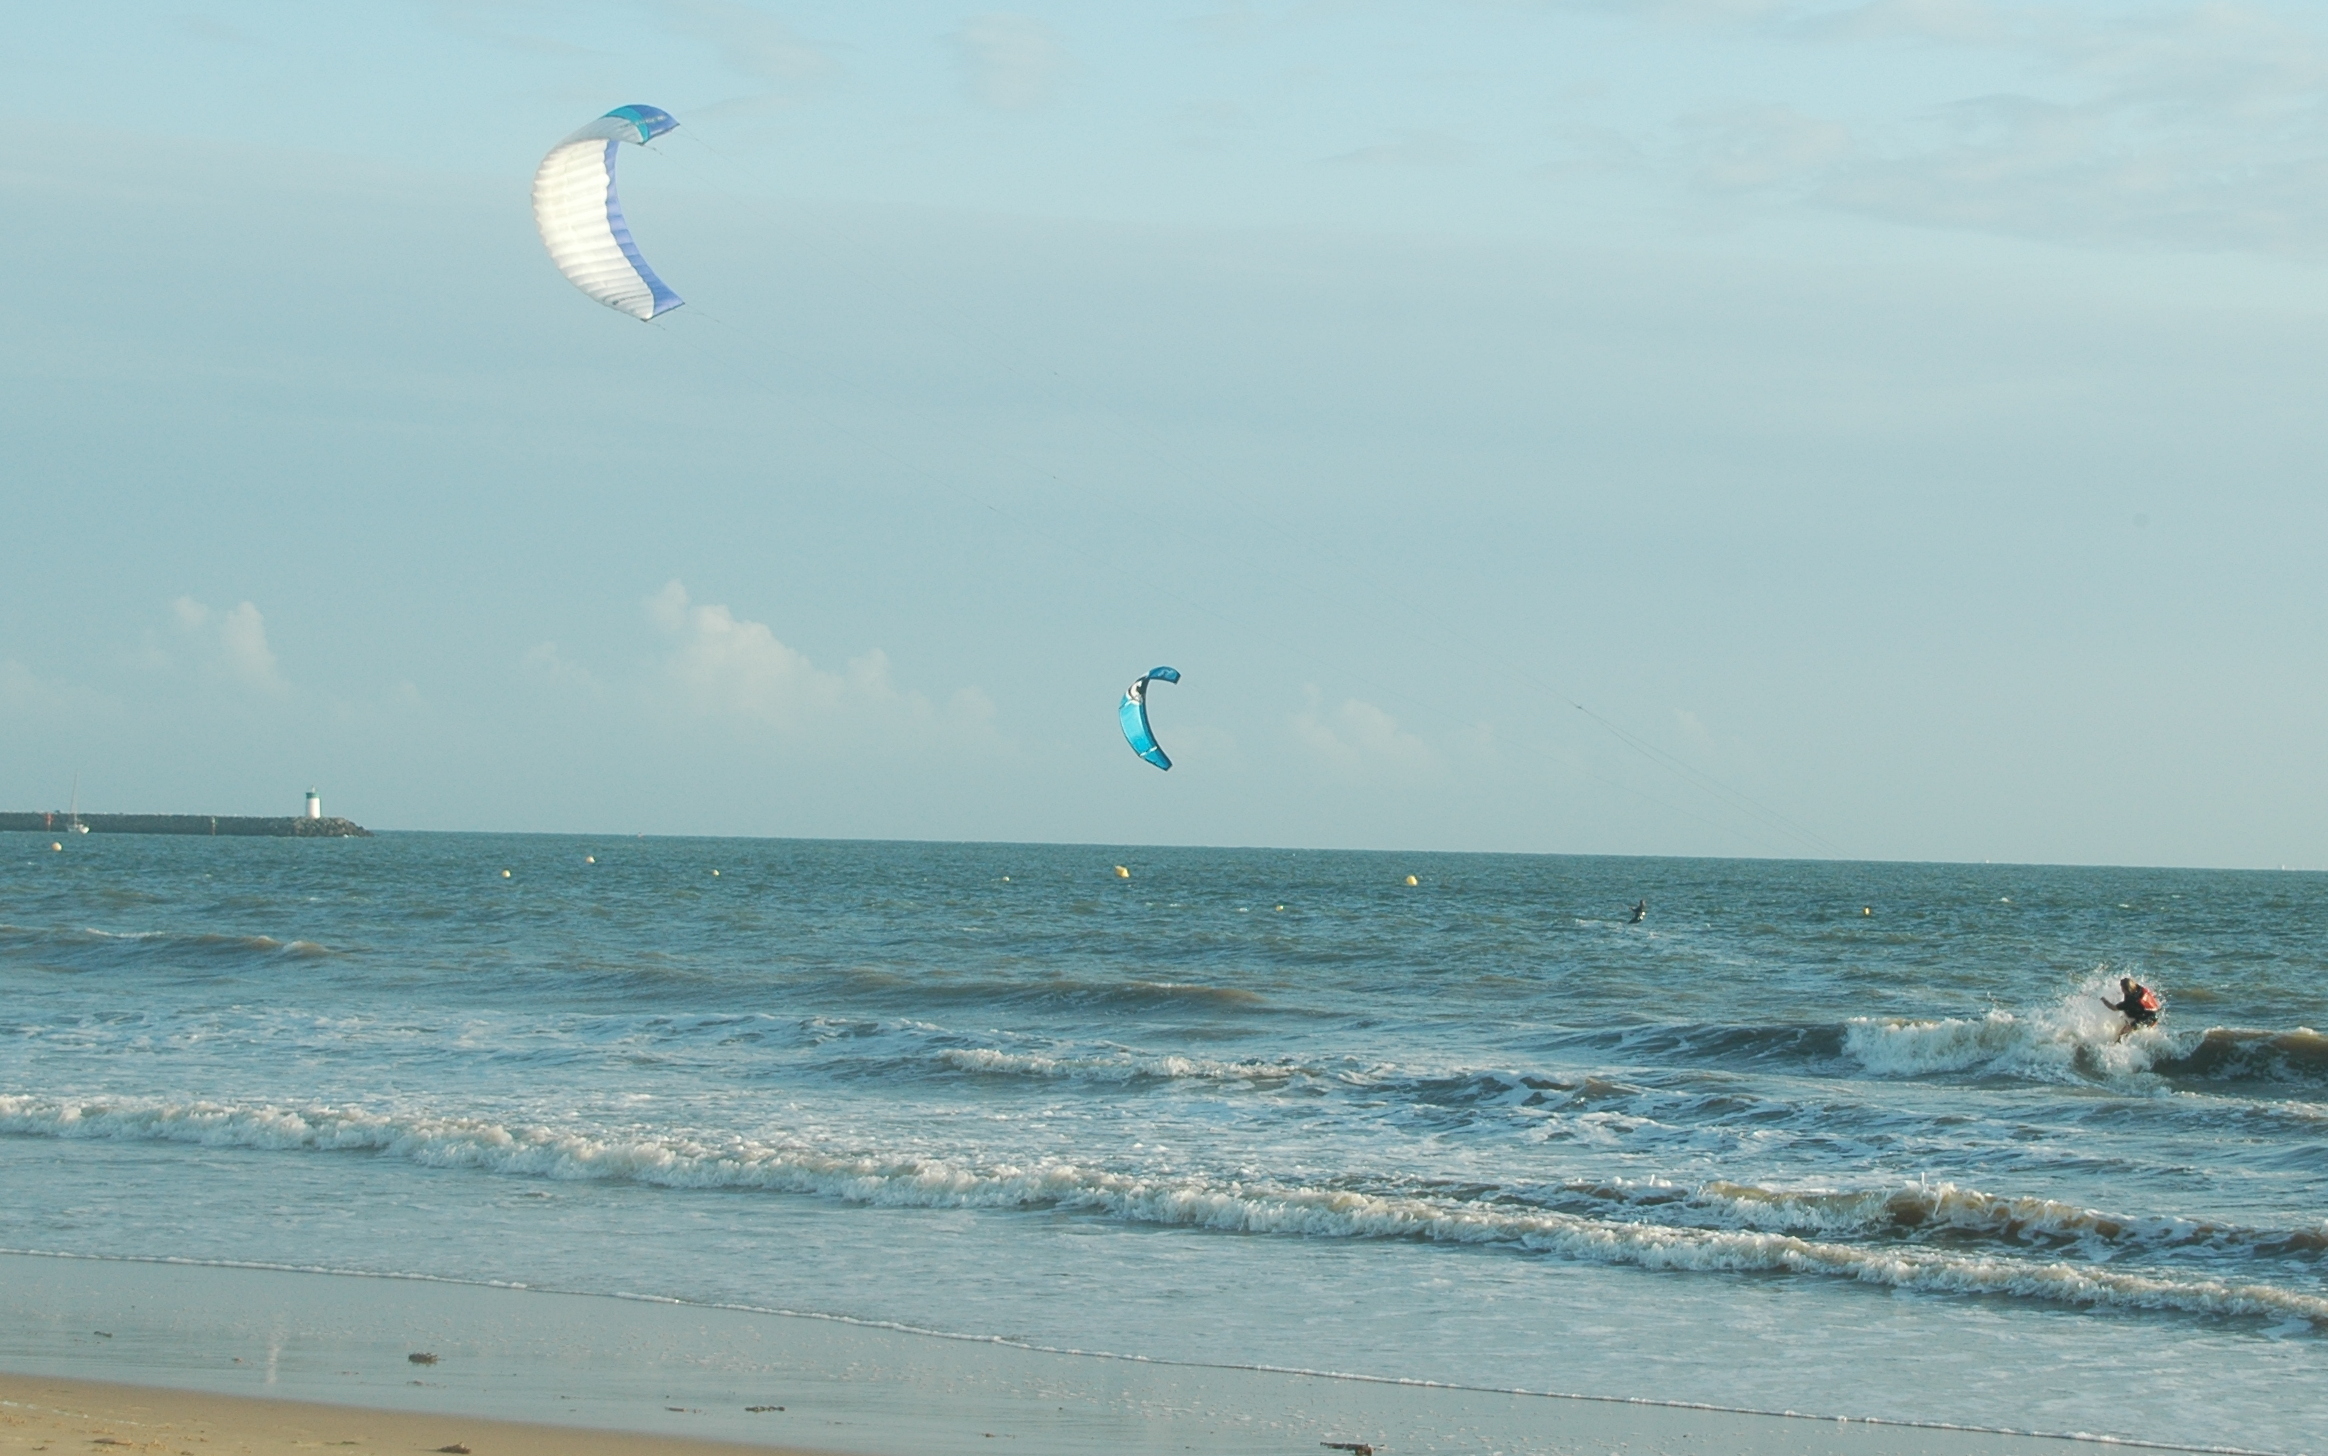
[1628,899,1647,924]
[2102,976,2161,1033]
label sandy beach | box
[0,1254,2237,1456]
[0,1373,813,1456]
[0,1365,2229,1456]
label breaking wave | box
[933,1046,1304,1085]
[5,1092,2322,1330]
[2154,1027,2328,1089]
[0,922,339,965]
[1841,972,2328,1092]
[1670,1180,2328,1259]
[829,968,1274,1014]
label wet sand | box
[0,1255,2237,1456]
[0,1366,2228,1456]
[0,1373,820,1456]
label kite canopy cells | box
[1119,667,1181,771]
[533,105,684,321]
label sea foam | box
[5,1091,2321,1330]
[1844,971,2191,1086]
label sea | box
[2,833,2324,1453]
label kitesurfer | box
[2102,976,2161,1031]
[1628,899,1647,924]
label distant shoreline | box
[0,812,370,838]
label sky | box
[5,1,2328,866]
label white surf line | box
[0,1247,2288,1456]
[9,1094,2326,1326]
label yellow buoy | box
[50,841,62,852]
[1275,904,1285,911]
[501,869,512,878]
[1114,865,1130,879]
[1405,874,1419,886]
[1862,906,1872,916]
[712,869,720,877]
[586,855,596,864]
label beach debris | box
[1322,1444,1376,1455]
[744,1406,785,1413]
[408,1352,440,1364]
[92,1330,112,1337]
[435,1445,471,1454]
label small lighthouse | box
[305,789,322,820]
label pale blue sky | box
[6,2,2328,865]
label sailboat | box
[68,774,89,834]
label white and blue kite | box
[1119,667,1181,771]
[533,105,684,320]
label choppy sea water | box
[2,834,2323,1452]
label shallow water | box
[2,835,2323,1451]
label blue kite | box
[1119,667,1181,770]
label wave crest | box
[934,1047,1301,1085]
[1835,972,2317,1090]
[4,1092,2321,1331]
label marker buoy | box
[711,869,720,877]
[1862,906,1872,916]
[501,869,512,878]
[586,855,596,864]
[1114,865,1130,879]
[1405,875,1419,886]
[50,841,62,852]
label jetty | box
[0,812,370,838]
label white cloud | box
[649,580,844,727]
[645,581,994,745]
[170,596,288,695]
[1686,103,1854,195]
[1674,708,1717,753]
[947,13,1073,112]
[1812,0,2015,46]
[660,0,831,91]
[1319,131,1474,170]
[0,658,75,714]
[1556,1,2328,254]
[522,641,603,695]
[1291,692,1439,779]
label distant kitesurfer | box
[1628,899,1647,924]
[2102,976,2161,1033]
